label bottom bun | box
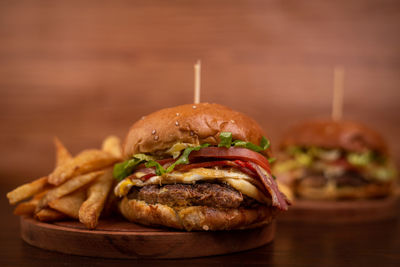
[119,197,277,231]
[296,180,394,200]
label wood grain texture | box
[1,184,400,266]
[279,195,400,223]
[20,216,275,259]
[0,0,399,183]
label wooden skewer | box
[332,66,345,121]
[194,60,201,104]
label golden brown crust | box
[123,103,269,158]
[119,197,277,231]
[296,181,394,200]
[280,119,388,155]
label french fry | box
[7,138,71,205]
[102,179,118,217]
[7,177,48,205]
[14,199,39,215]
[13,190,49,215]
[7,135,120,229]
[54,137,72,167]
[37,170,104,212]
[79,169,113,229]
[101,136,122,159]
[48,149,118,185]
[35,208,66,222]
[49,189,86,219]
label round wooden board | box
[20,216,275,259]
[278,195,399,224]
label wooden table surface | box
[1,186,399,267]
[1,1,400,266]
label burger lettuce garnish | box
[113,132,288,211]
[113,132,274,181]
[274,146,396,182]
[113,154,156,181]
[219,132,276,164]
[218,132,270,152]
[113,143,210,180]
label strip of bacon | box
[190,147,271,174]
[140,173,156,181]
[249,162,290,210]
[125,167,155,181]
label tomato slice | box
[190,147,271,174]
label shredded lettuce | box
[113,158,142,181]
[280,146,398,183]
[372,166,396,181]
[295,153,312,166]
[234,136,270,152]
[219,132,273,163]
[113,154,157,180]
[166,143,210,172]
[347,152,372,166]
[133,153,156,162]
[287,146,340,165]
[287,146,303,155]
[219,132,271,152]
[260,136,271,151]
[146,143,211,174]
[113,132,274,181]
[145,160,166,176]
[273,159,301,174]
[113,144,210,180]
[218,132,233,148]
[364,161,397,182]
[166,143,194,158]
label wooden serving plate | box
[20,216,275,259]
[278,195,399,223]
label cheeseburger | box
[113,103,289,231]
[274,119,397,200]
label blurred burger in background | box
[274,119,397,200]
[113,103,289,231]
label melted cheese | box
[224,178,270,204]
[115,179,134,197]
[114,167,269,203]
[166,143,197,158]
[165,167,255,183]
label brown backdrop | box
[1,0,399,185]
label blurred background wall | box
[1,0,399,185]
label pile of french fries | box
[6,136,123,229]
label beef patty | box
[127,183,258,209]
